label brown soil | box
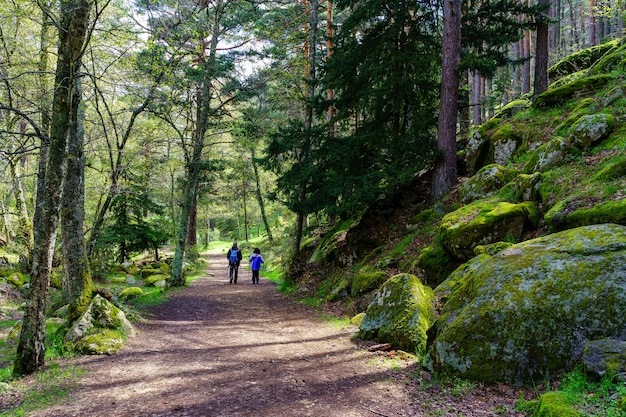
[21,253,529,417]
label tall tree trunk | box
[294,0,319,255]
[61,78,93,317]
[186,194,197,247]
[432,0,461,200]
[522,29,531,94]
[242,174,248,242]
[14,0,93,376]
[8,160,33,256]
[33,3,52,260]
[589,0,597,46]
[459,69,470,144]
[251,155,273,243]
[534,0,551,95]
[170,0,223,286]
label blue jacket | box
[250,254,264,271]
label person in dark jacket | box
[226,242,242,284]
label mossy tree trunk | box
[170,0,223,286]
[13,0,93,376]
[61,77,93,313]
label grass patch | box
[0,363,85,417]
[556,366,626,416]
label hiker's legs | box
[229,264,234,284]
[234,265,238,284]
[252,270,259,284]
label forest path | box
[30,252,417,417]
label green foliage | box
[94,184,170,263]
[461,0,548,77]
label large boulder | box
[424,223,626,384]
[545,198,626,231]
[582,338,626,380]
[500,173,542,202]
[491,124,523,166]
[351,268,388,296]
[460,164,516,204]
[522,136,574,174]
[65,294,135,355]
[439,199,540,261]
[359,273,435,353]
[568,113,615,149]
[465,118,500,174]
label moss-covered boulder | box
[439,199,540,261]
[500,173,542,202]
[533,74,615,108]
[535,392,581,417]
[5,272,25,288]
[424,224,626,384]
[351,268,388,296]
[417,242,461,287]
[141,268,161,278]
[568,113,615,149]
[74,330,125,355]
[545,198,626,231]
[326,278,350,302]
[494,99,530,119]
[465,118,501,174]
[582,338,626,380]
[460,164,516,204]
[491,124,523,166]
[549,39,620,81]
[592,153,626,181]
[359,273,435,353]
[145,274,169,286]
[588,41,626,76]
[118,287,144,300]
[522,137,574,174]
[64,294,135,355]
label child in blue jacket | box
[249,248,264,284]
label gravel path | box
[29,253,416,417]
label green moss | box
[588,41,626,75]
[479,118,502,135]
[351,268,388,296]
[6,272,25,288]
[145,274,169,286]
[549,39,620,79]
[140,268,161,278]
[535,392,581,417]
[592,153,626,181]
[73,329,125,355]
[426,224,626,384]
[533,74,615,108]
[359,273,435,353]
[417,242,460,286]
[118,287,144,299]
[494,99,530,119]
[545,199,626,231]
[439,199,538,260]
[351,312,366,326]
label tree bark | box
[170,0,223,286]
[14,0,93,376]
[432,0,461,200]
[61,77,93,310]
[251,155,273,243]
[534,0,551,95]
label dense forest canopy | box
[0,0,624,374]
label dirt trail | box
[30,253,416,417]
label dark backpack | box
[229,249,239,264]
